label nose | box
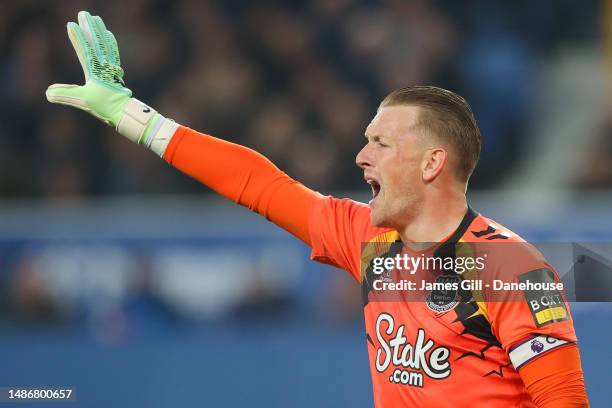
[356,143,372,169]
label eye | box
[377,141,388,148]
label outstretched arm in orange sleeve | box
[164,126,317,245]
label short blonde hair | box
[380,86,482,182]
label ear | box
[421,147,447,182]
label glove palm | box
[46,11,131,128]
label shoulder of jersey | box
[466,214,552,279]
[465,214,527,243]
[357,208,531,246]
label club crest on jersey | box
[425,274,460,312]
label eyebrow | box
[365,134,386,142]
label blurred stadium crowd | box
[0,0,608,198]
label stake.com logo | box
[375,313,451,387]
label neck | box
[399,188,468,243]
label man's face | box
[356,105,429,228]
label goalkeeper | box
[47,12,589,408]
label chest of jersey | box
[362,300,535,407]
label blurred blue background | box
[1,198,611,407]
[1,0,611,407]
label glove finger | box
[46,83,89,110]
[105,31,121,65]
[78,11,103,61]
[92,16,115,64]
[66,22,94,81]
[46,83,116,125]
[103,25,121,67]
[103,31,124,84]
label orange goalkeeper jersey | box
[164,127,586,407]
[308,196,577,408]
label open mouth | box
[366,178,381,202]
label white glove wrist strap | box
[116,98,178,157]
[117,98,156,143]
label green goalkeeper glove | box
[46,11,177,156]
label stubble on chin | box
[369,208,382,227]
[370,208,391,228]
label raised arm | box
[164,127,315,244]
[45,11,316,245]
